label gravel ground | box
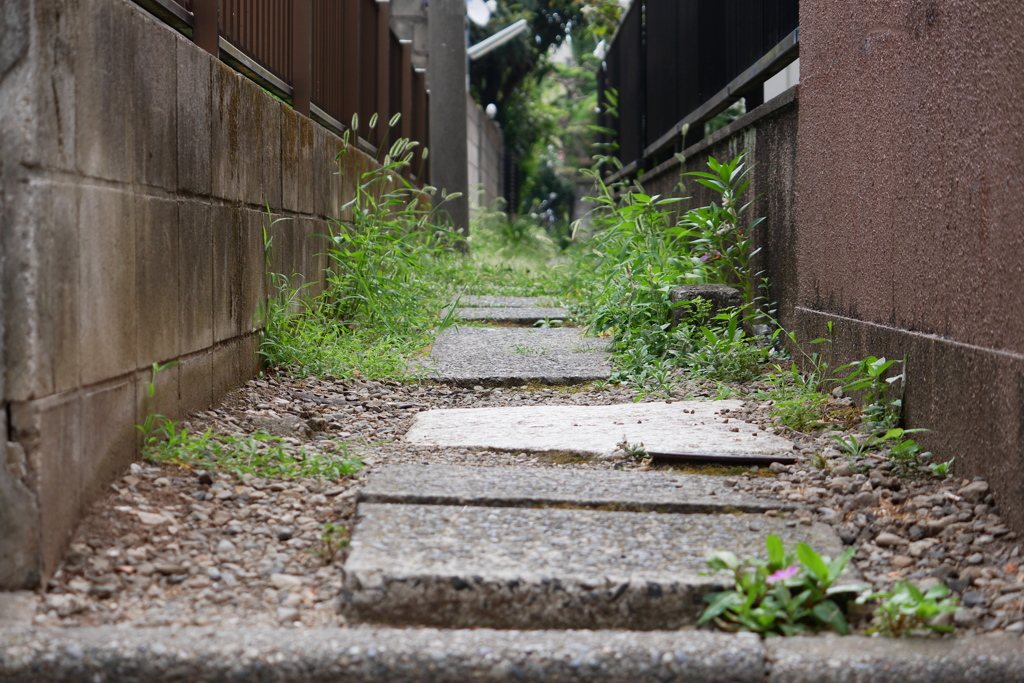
[23,372,1024,636]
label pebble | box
[874,532,908,548]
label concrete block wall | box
[0,0,381,588]
[467,95,505,216]
[796,0,1024,533]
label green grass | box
[141,419,362,480]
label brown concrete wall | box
[0,0,379,587]
[641,88,800,330]
[797,1,1024,530]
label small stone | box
[962,591,988,608]
[891,555,914,569]
[908,538,939,557]
[1006,621,1024,635]
[216,539,236,555]
[967,552,985,565]
[68,578,91,593]
[270,573,305,590]
[277,606,299,623]
[276,527,294,541]
[844,491,879,512]
[197,471,214,486]
[832,463,854,477]
[958,481,990,504]
[211,511,232,526]
[954,608,983,628]
[875,532,909,548]
[154,562,187,576]
[89,583,119,600]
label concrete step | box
[403,399,795,458]
[359,464,791,514]
[457,295,554,308]
[454,306,569,325]
[3,625,1024,682]
[340,503,846,630]
[409,327,612,386]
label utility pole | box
[427,0,470,250]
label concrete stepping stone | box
[404,399,794,457]
[457,295,553,307]
[454,306,569,325]
[340,503,847,630]
[409,327,611,386]
[360,464,791,513]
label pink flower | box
[766,564,800,584]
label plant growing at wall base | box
[142,419,362,481]
[698,535,862,636]
[856,580,959,636]
[677,152,765,307]
[838,356,905,430]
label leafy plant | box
[677,153,765,306]
[698,535,861,636]
[929,458,955,478]
[138,361,179,444]
[312,522,350,564]
[616,437,648,461]
[679,310,775,383]
[838,356,905,430]
[883,428,932,474]
[857,580,959,636]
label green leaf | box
[812,600,850,635]
[827,546,857,584]
[765,535,785,568]
[707,551,739,571]
[698,591,742,625]
[797,543,830,584]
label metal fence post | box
[292,0,312,117]
[193,0,219,56]
[343,0,361,128]
[376,0,392,146]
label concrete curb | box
[2,627,1022,682]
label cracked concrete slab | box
[403,400,794,457]
[456,295,553,307]
[765,635,1024,683]
[410,327,612,386]
[360,464,791,513]
[0,626,767,682]
[454,307,569,325]
[341,503,847,630]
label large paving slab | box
[360,464,792,513]
[340,503,847,630]
[454,306,569,325]
[0,626,767,682]
[5,626,1022,682]
[457,295,554,307]
[410,327,612,386]
[404,399,795,457]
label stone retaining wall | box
[0,0,381,587]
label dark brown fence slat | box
[193,0,218,55]
[292,0,311,115]
[375,0,391,146]
[358,0,379,144]
[220,0,293,84]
